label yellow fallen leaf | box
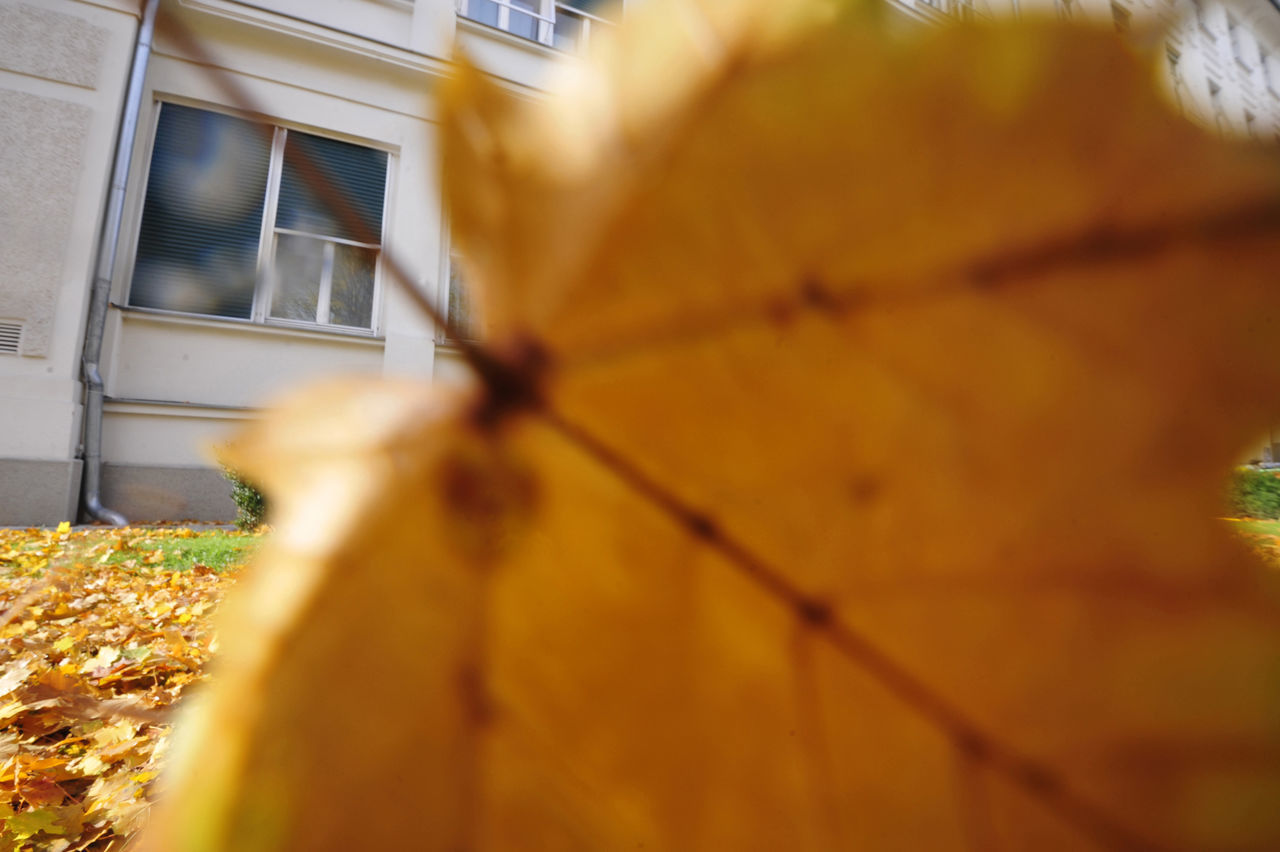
[0,658,35,698]
[80,647,120,675]
[56,522,70,536]
[0,699,27,725]
[145,4,1280,851]
[69,753,110,777]
[91,720,138,749]
[5,806,66,840]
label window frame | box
[1260,49,1280,97]
[125,100,393,338]
[1227,14,1254,71]
[1191,0,1215,40]
[1110,1,1131,33]
[455,0,618,53]
[436,214,483,347]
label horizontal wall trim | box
[105,396,259,413]
[177,0,449,76]
[112,303,387,347]
[455,15,558,58]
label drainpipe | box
[79,0,159,525]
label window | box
[457,0,618,53]
[1191,0,1214,39]
[1111,2,1131,33]
[1207,77,1227,133]
[1167,45,1186,108]
[1227,15,1252,69]
[1261,49,1279,95]
[129,103,389,332]
[445,250,482,342]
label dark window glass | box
[330,245,377,328]
[130,104,270,319]
[276,131,387,243]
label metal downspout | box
[79,0,160,525]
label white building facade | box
[0,0,1274,524]
[0,0,619,524]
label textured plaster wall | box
[0,1,106,357]
[0,2,106,89]
[0,90,93,356]
[101,463,236,523]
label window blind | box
[276,132,388,244]
[130,104,271,319]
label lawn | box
[0,525,260,851]
[1221,517,1280,538]
[1222,517,1280,568]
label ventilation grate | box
[0,321,23,354]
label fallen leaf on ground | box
[0,526,248,849]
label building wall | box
[0,0,140,525]
[0,0,564,524]
[90,0,562,521]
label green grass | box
[1223,517,1280,538]
[102,529,261,572]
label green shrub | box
[1228,468,1280,520]
[224,467,268,530]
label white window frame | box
[456,0,617,53]
[127,102,391,337]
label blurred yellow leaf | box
[5,805,67,840]
[79,647,120,676]
[145,2,1280,851]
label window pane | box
[465,0,500,27]
[329,245,376,329]
[269,234,323,322]
[130,104,270,319]
[553,10,582,50]
[560,0,618,21]
[447,254,481,340]
[276,131,387,243]
[508,0,539,39]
